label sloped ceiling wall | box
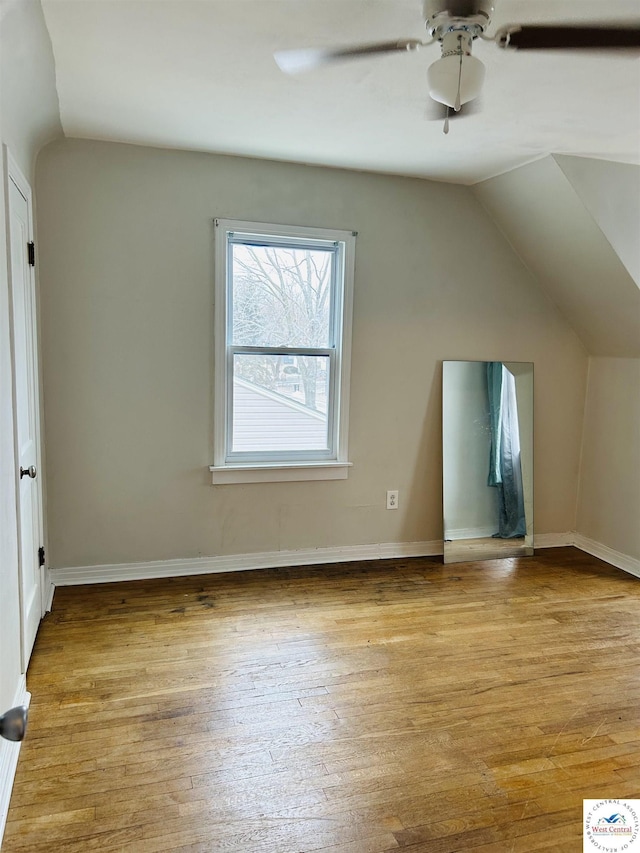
[554,156,640,288]
[0,0,62,179]
[473,156,640,357]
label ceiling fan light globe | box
[427,53,485,108]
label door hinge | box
[38,546,45,567]
[27,241,35,267]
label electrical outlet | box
[386,490,399,510]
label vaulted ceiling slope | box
[473,156,640,356]
[554,156,640,287]
[0,0,61,177]
[40,0,640,184]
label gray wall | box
[36,138,588,570]
[577,357,640,561]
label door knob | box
[0,705,28,742]
[20,465,37,479]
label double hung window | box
[211,219,355,483]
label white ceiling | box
[41,0,640,185]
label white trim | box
[51,540,443,586]
[573,533,640,579]
[210,461,353,484]
[213,219,227,467]
[213,218,355,476]
[5,150,31,207]
[49,531,638,588]
[0,677,30,846]
[5,147,46,670]
[335,227,354,466]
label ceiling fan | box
[274,1,640,132]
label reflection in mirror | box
[443,361,534,564]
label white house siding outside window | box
[211,219,355,484]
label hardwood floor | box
[4,547,639,852]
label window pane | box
[232,354,330,453]
[231,243,333,348]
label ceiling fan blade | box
[274,39,424,74]
[495,24,640,51]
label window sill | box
[209,462,352,485]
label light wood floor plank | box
[4,547,639,851]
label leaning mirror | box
[442,361,533,564]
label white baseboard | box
[50,540,444,586]
[573,533,640,579]
[49,531,636,587]
[0,678,30,847]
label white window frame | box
[210,219,355,484]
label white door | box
[8,162,44,671]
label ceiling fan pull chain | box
[443,106,450,134]
[454,35,463,112]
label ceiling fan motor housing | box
[423,0,494,38]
